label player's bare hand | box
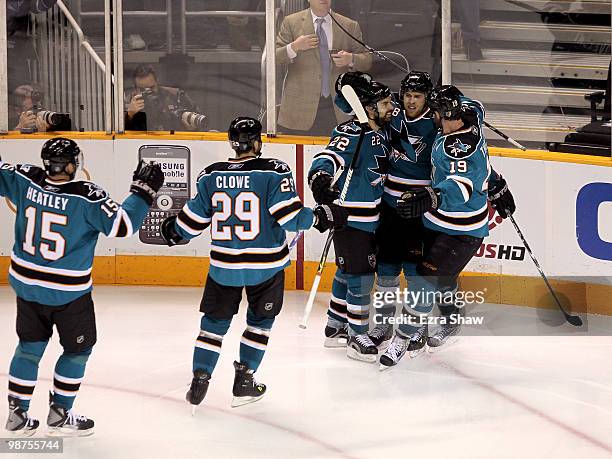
[332,50,353,68]
[16,111,37,130]
[292,34,319,52]
[127,94,145,118]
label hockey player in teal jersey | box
[379,85,515,369]
[1,138,164,435]
[308,72,394,363]
[160,117,347,409]
[371,71,437,351]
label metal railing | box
[34,0,110,132]
[0,0,449,136]
[179,1,267,55]
[73,0,174,55]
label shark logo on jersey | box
[398,120,427,157]
[337,122,360,135]
[407,135,427,156]
[271,160,290,172]
[85,182,107,199]
[449,139,471,157]
[389,149,410,163]
[368,152,389,186]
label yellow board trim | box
[1,131,609,167]
[0,131,114,140]
[488,146,612,167]
[0,256,609,316]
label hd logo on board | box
[473,205,526,261]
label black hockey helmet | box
[365,81,392,106]
[427,85,464,120]
[335,72,390,107]
[334,71,373,113]
[228,116,262,154]
[41,137,82,178]
[400,71,433,99]
[335,71,373,97]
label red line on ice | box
[0,373,359,459]
[432,357,612,455]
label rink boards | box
[0,135,610,314]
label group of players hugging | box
[1,70,515,438]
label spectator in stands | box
[9,85,51,133]
[275,0,372,135]
[124,65,206,131]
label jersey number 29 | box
[211,192,260,241]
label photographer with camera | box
[10,85,70,133]
[124,65,206,132]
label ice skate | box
[347,334,378,363]
[379,334,408,370]
[324,324,349,348]
[367,324,393,348]
[408,323,428,358]
[231,361,266,408]
[46,392,94,437]
[5,396,39,437]
[186,369,211,415]
[427,320,461,351]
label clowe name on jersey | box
[25,186,69,211]
[215,175,251,189]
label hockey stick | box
[483,121,527,151]
[288,231,303,250]
[298,85,369,329]
[289,166,345,250]
[509,214,583,327]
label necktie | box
[316,17,331,98]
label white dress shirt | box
[286,10,333,60]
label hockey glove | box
[397,187,440,219]
[130,160,165,206]
[488,175,515,219]
[160,215,185,247]
[313,204,349,233]
[309,171,340,205]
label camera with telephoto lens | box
[36,110,70,126]
[20,91,71,132]
[172,109,207,130]
[31,91,70,126]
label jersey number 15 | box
[22,207,67,261]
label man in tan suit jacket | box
[276,0,372,135]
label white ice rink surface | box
[1,286,611,459]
